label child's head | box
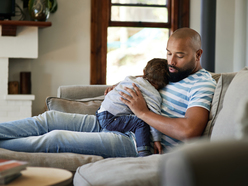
[143,58,169,90]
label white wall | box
[9,0,91,116]
[215,0,236,73]
[189,0,201,33]
[190,0,248,73]
[233,0,247,71]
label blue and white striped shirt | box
[159,69,216,150]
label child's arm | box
[154,141,163,154]
[150,127,163,154]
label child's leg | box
[96,111,151,155]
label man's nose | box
[169,55,176,66]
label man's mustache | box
[168,65,179,71]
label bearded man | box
[118,27,216,153]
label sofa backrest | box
[50,69,247,140]
[203,67,248,140]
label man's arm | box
[119,83,209,140]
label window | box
[91,0,189,85]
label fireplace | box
[0,25,38,122]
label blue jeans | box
[0,111,137,158]
[96,111,150,152]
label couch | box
[0,67,248,186]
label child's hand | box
[104,85,115,95]
[154,141,163,154]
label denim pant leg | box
[0,110,101,139]
[0,111,137,158]
[97,111,151,151]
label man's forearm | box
[139,107,209,141]
[139,111,190,140]
[119,84,209,141]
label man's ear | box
[196,49,203,61]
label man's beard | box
[168,65,194,82]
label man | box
[0,28,215,157]
[106,27,216,152]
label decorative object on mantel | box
[28,0,58,21]
[20,72,31,94]
[8,81,19,94]
[28,0,50,21]
[49,0,58,14]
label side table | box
[7,167,73,186]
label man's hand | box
[119,83,149,117]
[154,141,162,154]
[104,85,117,95]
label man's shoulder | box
[194,69,216,85]
[187,69,216,87]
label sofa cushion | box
[73,154,164,186]
[211,67,248,140]
[235,98,248,139]
[203,72,237,136]
[209,72,221,83]
[46,95,105,115]
[0,148,103,172]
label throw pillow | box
[46,95,105,115]
[208,72,221,83]
[203,72,237,136]
[235,98,248,139]
[211,67,248,140]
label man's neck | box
[191,65,202,75]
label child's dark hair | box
[143,58,169,89]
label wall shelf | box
[0,20,52,36]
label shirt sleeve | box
[188,79,216,111]
[150,127,162,141]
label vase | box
[28,0,50,21]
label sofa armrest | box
[57,85,110,99]
[161,139,248,186]
[46,85,109,115]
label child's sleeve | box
[150,127,162,141]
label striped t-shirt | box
[159,69,216,151]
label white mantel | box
[0,26,38,58]
[0,25,39,122]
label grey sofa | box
[0,67,248,186]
